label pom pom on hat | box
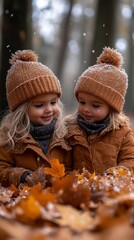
[9,50,38,64]
[6,50,62,111]
[74,47,128,113]
[97,47,123,68]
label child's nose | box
[84,105,90,112]
[44,105,52,112]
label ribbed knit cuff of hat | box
[20,171,32,183]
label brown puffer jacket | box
[66,116,134,174]
[0,134,71,187]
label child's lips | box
[42,116,53,121]
[83,115,92,120]
[83,115,94,123]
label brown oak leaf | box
[53,204,94,232]
[44,159,66,178]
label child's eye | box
[79,100,85,104]
[34,103,43,108]
[51,101,56,105]
[93,104,100,108]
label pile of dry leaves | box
[0,159,134,240]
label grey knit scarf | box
[30,119,56,154]
[77,115,109,135]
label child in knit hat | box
[65,47,134,174]
[0,50,70,188]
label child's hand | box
[25,167,46,188]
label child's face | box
[28,93,60,125]
[77,93,110,123]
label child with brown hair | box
[66,47,134,174]
[0,50,70,187]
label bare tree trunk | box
[0,0,32,114]
[125,5,134,113]
[55,0,74,79]
[90,0,117,65]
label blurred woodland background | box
[0,0,134,117]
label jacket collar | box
[12,134,44,157]
[13,133,71,154]
[67,112,129,138]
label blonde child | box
[0,50,70,187]
[66,47,134,174]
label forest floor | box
[0,160,134,240]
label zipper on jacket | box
[88,142,95,172]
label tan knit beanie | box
[6,50,62,111]
[75,47,128,113]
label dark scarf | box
[77,115,110,135]
[30,119,56,154]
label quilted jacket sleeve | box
[0,147,29,187]
[117,127,134,169]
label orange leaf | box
[30,184,57,206]
[44,159,66,178]
[52,172,90,208]
[8,184,18,192]
[16,195,42,222]
[54,204,93,232]
[8,184,20,197]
